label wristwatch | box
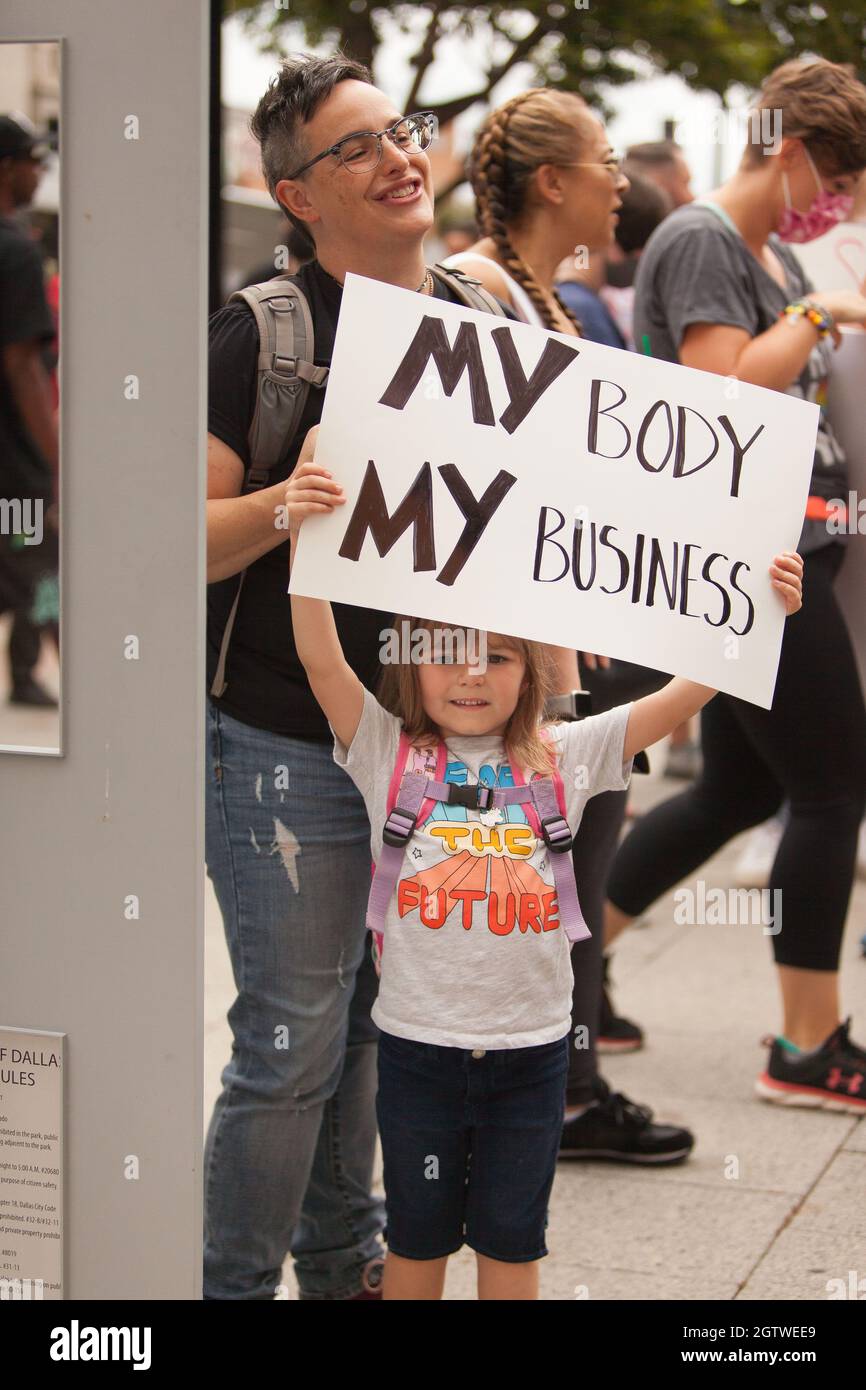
[544,691,593,721]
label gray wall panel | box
[2,0,207,1298]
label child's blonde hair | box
[376,618,562,775]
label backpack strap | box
[428,263,509,317]
[508,725,567,835]
[367,734,445,935]
[526,776,589,943]
[231,276,330,488]
[506,728,590,944]
[210,275,328,700]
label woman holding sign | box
[605,58,866,1112]
[445,89,696,1162]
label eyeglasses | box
[573,155,623,178]
[285,112,438,180]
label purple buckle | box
[540,814,573,855]
[382,807,417,848]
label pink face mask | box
[776,148,854,243]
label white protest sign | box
[290,273,818,707]
[793,222,866,296]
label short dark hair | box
[742,58,866,176]
[614,173,671,254]
[624,140,682,171]
[249,52,372,241]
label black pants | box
[566,787,629,1105]
[607,543,866,972]
[565,655,673,1105]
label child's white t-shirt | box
[333,689,633,1050]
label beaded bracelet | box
[781,298,835,337]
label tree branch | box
[427,16,559,126]
[339,6,376,70]
[404,2,447,112]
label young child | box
[286,431,803,1301]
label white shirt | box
[334,690,633,1049]
[442,251,544,328]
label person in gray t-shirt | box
[606,57,866,1114]
[634,201,848,556]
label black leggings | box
[607,544,866,972]
[564,654,669,1105]
[566,787,629,1105]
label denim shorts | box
[376,1031,568,1263]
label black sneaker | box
[9,677,58,708]
[558,1077,694,1164]
[598,955,644,1054]
[756,1017,866,1114]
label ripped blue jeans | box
[203,700,385,1299]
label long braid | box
[471,91,583,336]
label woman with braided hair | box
[445,90,699,1168]
[444,87,626,333]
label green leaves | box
[225,0,866,121]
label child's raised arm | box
[287,429,364,749]
[623,675,716,761]
[623,550,804,760]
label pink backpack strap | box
[541,724,568,816]
[384,731,413,817]
[369,731,447,943]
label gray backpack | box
[210,264,508,699]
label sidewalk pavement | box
[204,738,866,1300]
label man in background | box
[624,139,694,208]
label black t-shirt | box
[0,216,55,500]
[207,259,472,740]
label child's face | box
[416,631,528,740]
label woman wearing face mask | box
[604,58,866,1113]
